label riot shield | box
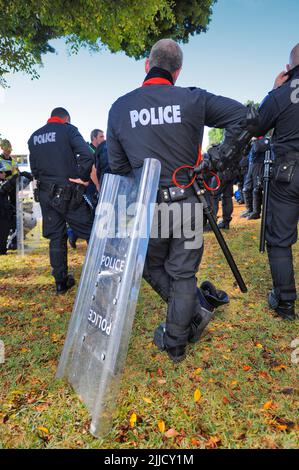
[56,158,161,437]
[16,177,42,255]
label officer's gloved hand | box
[194,145,226,174]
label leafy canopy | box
[0,0,216,86]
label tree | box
[208,127,224,146]
[0,0,216,86]
[208,100,260,147]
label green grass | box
[0,208,298,449]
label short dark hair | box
[51,107,70,119]
[90,129,104,141]
[0,139,12,150]
[149,39,183,73]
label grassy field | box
[0,205,298,449]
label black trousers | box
[0,195,12,254]
[212,182,234,223]
[39,188,93,282]
[266,163,299,302]
[143,195,203,348]
[243,160,263,193]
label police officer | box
[255,44,299,321]
[0,140,18,255]
[107,39,247,363]
[244,137,265,220]
[28,107,94,294]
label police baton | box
[190,170,248,293]
[259,148,273,253]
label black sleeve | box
[256,93,280,136]
[68,125,94,181]
[107,106,132,175]
[28,138,38,180]
[204,92,247,141]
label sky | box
[0,0,299,154]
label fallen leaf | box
[142,397,152,404]
[37,426,49,434]
[191,438,201,447]
[230,380,238,387]
[259,371,270,379]
[223,396,230,405]
[256,343,263,349]
[194,368,202,375]
[129,413,137,428]
[272,364,287,371]
[205,436,221,449]
[243,365,252,371]
[194,389,201,402]
[165,428,179,438]
[157,379,166,385]
[263,401,273,410]
[158,420,165,433]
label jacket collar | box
[142,67,174,87]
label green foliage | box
[0,0,216,86]
[208,127,224,146]
[245,100,260,109]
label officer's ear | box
[145,58,150,74]
[286,64,291,72]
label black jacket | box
[257,65,299,157]
[28,122,94,184]
[107,68,247,187]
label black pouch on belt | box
[49,185,72,213]
[275,160,296,183]
[69,184,85,210]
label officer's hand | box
[273,70,289,89]
[0,172,5,180]
[69,178,89,186]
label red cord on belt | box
[172,147,221,192]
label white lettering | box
[290,79,299,104]
[33,132,57,145]
[130,110,139,128]
[139,108,151,126]
[150,107,159,125]
[163,105,173,123]
[129,105,181,128]
[173,104,181,123]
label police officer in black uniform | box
[255,44,299,321]
[28,107,94,294]
[0,140,18,254]
[107,39,248,363]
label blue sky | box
[1,0,298,154]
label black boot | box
[154,323,186,363]
[268,289,296,321]
[241,191,253,218]
[189,281,230,343]
[247,190,262,220]
[218,219,230,229]
[56,274,75,294]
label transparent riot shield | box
[16,177,42,255]
[56,158,161,437]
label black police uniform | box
[28,118,94,287]
[257,64,299,317]
[243,139,265,219]
[95,140,111,185]
[0,155,18,254]
[107,67,247,359]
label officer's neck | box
[144,67,174,85]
